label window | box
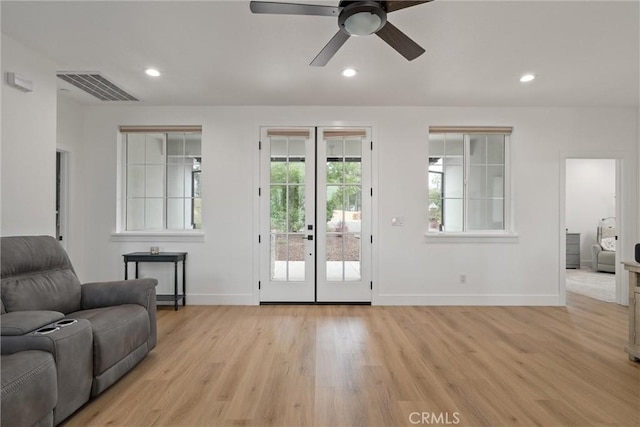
[120,127,201,231]
[428,127,511,233]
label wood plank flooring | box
[63,292,640,427]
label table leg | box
[174,261,179,311]
[124,261,128,280]
[135,262,139,279]
[183,259,186,307]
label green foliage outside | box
[325,161,361,229]
[270,160,362,233]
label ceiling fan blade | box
[250,1,341,17]
[384,1,433,13]
[376,21,425,61]
[310,30,350,66]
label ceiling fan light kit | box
[250,0,432,66]
[339,1,386,36]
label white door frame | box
[559,152,630,306]
[316,127,373,302]
[258,127,316,302]
[253,123,378,304]
[56,148,70,250]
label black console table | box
[123,252,187,311]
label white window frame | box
[426,127,518,243]
[113,126,204,242]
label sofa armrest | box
[1,311,65,336]
[81,279,158,350]
[81,279,157,310]
[591,244,602,271]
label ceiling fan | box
[249,1,433,66]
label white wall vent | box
[57,72,138,101]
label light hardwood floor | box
[64,292,639,427]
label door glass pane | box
[289,160,305,183]
[326,234,344,281]
[326,161,343,184]
[344,187,361,233]
[288,185,305,232]
[270,160,286,184]
[326,186,344,230]
[288,234,306,281]
[269,134,309,283]
[344,160,361,184]
[323,135,364,284]
[344,234,361,281]
[325,233,362,282]
[270,186,287,232]
[271,234,287,281]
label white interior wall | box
[566,159,616,267]
[4,35,638,304]
[62,104,638,305]
[1,34,57,236]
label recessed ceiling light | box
[520,73,535,83]
[342,68,357,77]
[145,68,161,77]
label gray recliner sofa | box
[1,235,158,426]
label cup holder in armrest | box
[55,319,78,327]
[35,326,61,335]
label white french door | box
[259,127,372,303]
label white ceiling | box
[2,0,638,107]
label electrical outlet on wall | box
[459,273,467,284]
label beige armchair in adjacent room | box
[591,217,616,273]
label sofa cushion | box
[1,236,81,314]
[68,304,150,376]
[1,350,57,427]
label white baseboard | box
[173,293,561,306]
[177,293,255,305]
[375,294,561,306]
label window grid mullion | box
[463,135,470,232]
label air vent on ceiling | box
[57,72,138,101]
